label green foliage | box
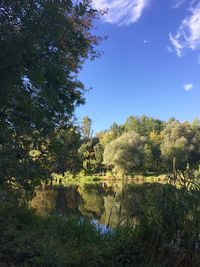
[78,184,105,218]
[103,131,146,175]
[0,205,106,267]
[82,116,92,139]
[1,181,200,267]
[0,0,100,189]
[136,184,200,266]
[79,137,104,174]
[97,123,123,147]
[124,115,164,137]
[89,115,200,176]
[48,126,82,175]
[161,121,200,171]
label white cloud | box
[169,33,183,57]
[171,0,185,9]
[92,0,150,25]
[166,46,173,53]
[184,83,194,91]
[169,2,200,56]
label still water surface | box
[30,179,165,228]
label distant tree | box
[82,116,92,139]
[168,117,179,124]
[97,123,123,148]
[191,118,200,169]
[78,137,104,174]
[124,115,164,137]
[103,132,146,175]
[0,0,101,190]
[142,131,163,173]
[192,118,200,135]
[110,123,124,136]
[124,116,141,134]
[97,130,118,147]
[161,121,200,171]
[93,142,104,171]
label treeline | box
[0,0,199,190]
[78,115,200,176]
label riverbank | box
[52,172,167,187]
[1,203,153,267]
[1,182,200,266]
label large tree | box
[103,131,146,175]
[161,121,200,171]
[0,0,100,189]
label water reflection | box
[30,181,165,228]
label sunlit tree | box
[103,131,146,175]
[161,121,200,171]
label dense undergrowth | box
[0,203,141,267]
[1,183,200,267]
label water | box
[30,179,165,228]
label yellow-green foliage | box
[103,131,146,175]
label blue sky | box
[76,0,200,133]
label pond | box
[30,179,166,228]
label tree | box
[142,131,163,173]
[103,132,146,175]
[78,137,104,174]
[82,116,92,139]
[161,121,200,171]
[124,115,164,137]
[97,130,118,147]
[48,126,82,176]
[97,123,123,147]
[0,0,100,189]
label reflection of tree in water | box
[30,181,200,241]
[101,182,168,228]
[101,195,120,227]
[76,180,145,227]
[55,186,81,216]
[30,188,58,216]
[78,184,105,219]
[30,186,81,216]
[77,182,130,227]
[30,182,163,228]
[100,183,137,227]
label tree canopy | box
[103,131,146,175]
[161,121,200,170]
[0,0,100,189]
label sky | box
[76,0,200,133]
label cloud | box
[169,33,183,57]
[169,2,200,57]
[166,46,173,53]
[92,0,150,25]
[171,0,185,9]
[184,83,194,91]
[143,39,149,44]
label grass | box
[0,204,107,267]
[52,172,167,188]
[1,181,200,266]
[52,172,102,186]
[0,203,146,267]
